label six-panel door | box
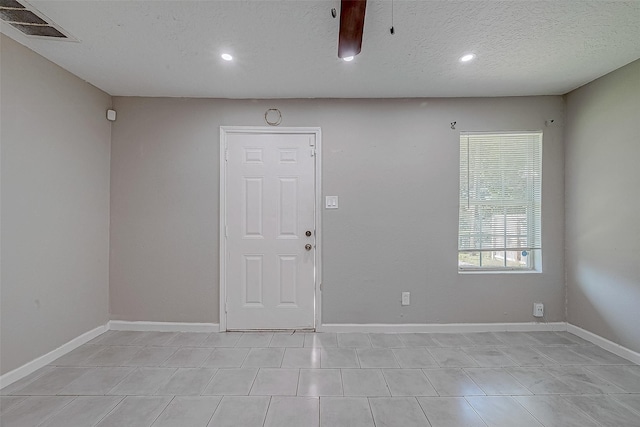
[225,132,315,330]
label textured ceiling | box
[1,0,639,98]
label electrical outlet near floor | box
[533,302,544,317]
[401,292,410,306]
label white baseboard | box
[108,320,220,333]
[317,322,567,333]
[567,323,640,365]
[0,324,107,390]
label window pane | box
[459,251,480,268]
[482,251,506,268]
[506,250,530,268]
[459,250,533,269]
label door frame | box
[219,126,322,331]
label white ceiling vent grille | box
[0,0,76,40]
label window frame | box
[458,131,542,273]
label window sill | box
[458,269,541,274]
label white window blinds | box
[459,132,542,252]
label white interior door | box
[224,131,316,330]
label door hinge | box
[225,149,229,162]
[225,226,228,237]
[311,148,315,157]
[225,302,228,313]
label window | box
[458,131,542,270]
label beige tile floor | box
[1,331,639,426]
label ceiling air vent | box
[0,0,74,40]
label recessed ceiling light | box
[343,56,354,62]
[221,53,233,61]
[460,53,476,62]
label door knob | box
[305,244,312,251]
[305,230,312,237]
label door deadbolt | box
[305,230,312,237]
[305,244,313,251]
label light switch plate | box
[325,196,338,209]
[401,292,410,306]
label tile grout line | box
[509,394,550,427]
[610,394,640,417]
[295,368,302,396]
[31,395,78,427]
[199,367,221,396]
[261,396,272,427]
[582,365,634,393]
[462,395,491,427]
[571,396,612,427]
[419,368,439,397]
[461,367,491,396]
[90,395,126,427]
[247,367,260,397]
[202,394,223,427]
[550,394,605,427]
[413,396,434,427]
[148,395,176,427]
[367,397,378,427]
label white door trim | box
[219,126,322,331]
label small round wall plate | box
[264,108,282,126]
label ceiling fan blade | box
[338,0,367,58]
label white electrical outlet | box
[533,303,544,318]
[401,292,410,306]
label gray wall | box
[565,59,640,353]
[0,35,111,375]
[110,96,565,325]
